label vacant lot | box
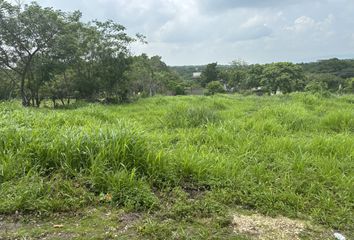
[0,93,353,239]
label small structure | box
[251,87,264,96]
[192,72,202,79]
[273,88,283,95]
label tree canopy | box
[0,1,185,106]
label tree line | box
[195,59,354,95]
[1,1,353,107]
[0,1,183,106]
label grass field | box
[0,93,353,239]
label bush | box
[173,84,186,96]
[305,73,345,93]
[343,78,354,94]
[305,80,327,93]
[206,81,225,95]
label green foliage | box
[201,62,219,87]
[171,65,206,82]
[261,62,306,94]
[0,1,140,106]
[343,77,354,94]
[245,64,264,90]
[220,60,249,91]
[301,58,354,78]
[305,73,345,94]
[0,1,67,106]
[173,84,186,95]
[175,59,354,97]
[305,79,327,93]
[0,70,16,100]
[126,54,184,97]
[206,81,225,95]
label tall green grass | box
[164,103,222,128]
[0,93,353,232]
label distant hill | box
[299,58,354,78]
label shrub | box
[206,81,225,95]
[173,84,186,95]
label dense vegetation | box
[0,1,184,106]
[175,59,354,95]
[0,94,353,236]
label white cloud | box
[285,14,334,35]
[286,16,316,32]
[32,0,354,65]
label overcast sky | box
[32,0,354,65]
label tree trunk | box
[35,94,40,108]
[52,98,56,108]
[8,89,13,100]
[20,74,29,107]
[20,55,36,107]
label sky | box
[28,0,354,65]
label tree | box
[305,79,327,93]
[245,64,264,90]
[305,73,345,93]
[222,68,247,92]
[26,54,56,106]
[91,20,135,102]
[127,54,178,97]
[261,62,306,94]
[43,10,85,104]
[0,68,17,99]
[300,58,354,78]
[206,81,225,95]
[0,1,65,106]
[343,78,354,94]
[201,63,219,87]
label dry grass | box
[232,214,330,240]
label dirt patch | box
[0,214,24,234]
[232,214,308,240]
[118,212,141,223]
